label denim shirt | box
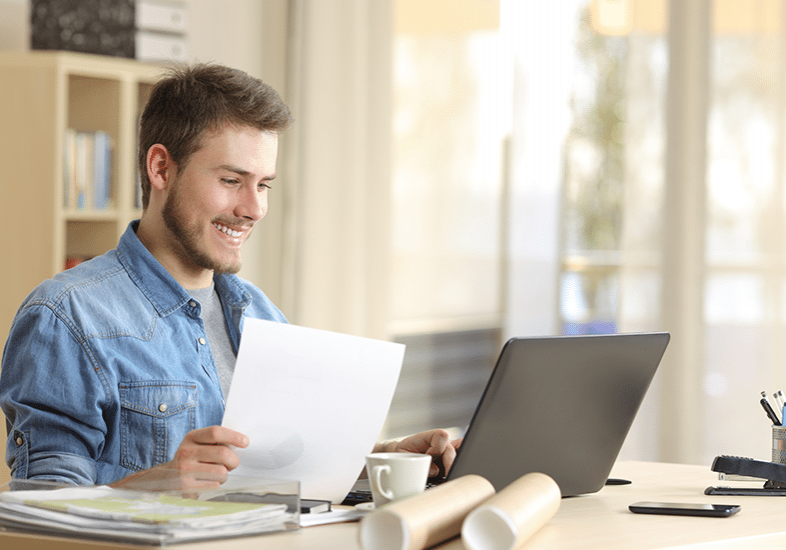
[0,221,287,485]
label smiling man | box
[0,64,458,488]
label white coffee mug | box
[365,452,432,507]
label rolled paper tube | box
[461,472,561,550]
[359,474,496,550]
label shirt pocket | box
[119,380,198,471]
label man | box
[0,63,458,487]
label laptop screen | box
[447,332,669,496]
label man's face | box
[161,124,279,275]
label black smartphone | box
[629,501,740,517]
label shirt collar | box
[116,221,250,316]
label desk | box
[1,461,784,549]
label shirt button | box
[158,404,168,413]
[15,437,23,446]
[198,337,206,345]
[189,300,198,308]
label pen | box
[776,390,785,411]
[761,391,781,426]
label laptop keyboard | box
[340,477,446,506]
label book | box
[64,257,87,270]
[0,485,295,545]
[63,128,77,209]
[300,499,331,514]
[92,131,113,209]
[63,129,114,210]
[75,130,92,209]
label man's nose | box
[236,187,267,222]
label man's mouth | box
[212,222,244,239]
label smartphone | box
[629,501,740,517]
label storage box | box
[30,0,189,62]
[136,30,188,62]
[136,0,187,33]
[31,0,136,58]
[136,1,188,62]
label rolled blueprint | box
[462,472,561,550]
[359,474,495,550]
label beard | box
[161,180,243,275]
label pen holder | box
[772,426,786,465]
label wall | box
[0,0,26,50]
[186,1,293,309]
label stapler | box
[705,455,786,495]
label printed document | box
[222,319,405,503]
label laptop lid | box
[447,332,669,497]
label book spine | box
[93,131,113,209]
[63,128,77,209]
[65,129,114,211]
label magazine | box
[0,485,295,545]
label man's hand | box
[375,429,462,478]
[112,426,249,490]
[167,426,249,477]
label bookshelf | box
[0,52,163,483]
[0,51,163,344]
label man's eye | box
[221,178,240,185]
[259,182,272,190]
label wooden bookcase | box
[0,51,163,345]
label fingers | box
[185,426,250,448]
[429,430,451,452]
[378,429,462,476]
[426,430,460,476]
[401,429,455,477]
[175,442,241,471]
[437,439,458,475]
[427,432,458,477]
[173,426,249,474]
[421,429,451,458]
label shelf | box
[62,209,120,221]
[0,50,162,343]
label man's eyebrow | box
[218,164,251,176]
[218,164,275,180]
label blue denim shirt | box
[0,221,286,485]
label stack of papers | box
[0,485,295,545]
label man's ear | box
[146,144,176,191]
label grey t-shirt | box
[189,283,236,398]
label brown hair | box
[138,63,293,209]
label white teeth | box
[213,223,242,238]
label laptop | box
[345,331,669,502]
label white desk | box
[438,461,786,550]
[1,461,784,549]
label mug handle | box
[370,464,394,500]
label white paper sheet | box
[222,319,405,503]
